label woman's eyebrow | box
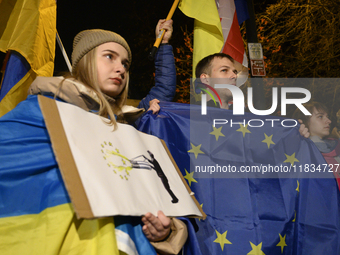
[102,49,118,55]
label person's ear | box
[200,73,209,85]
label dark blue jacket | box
[137,44,176,110]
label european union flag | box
[138,102,340,255]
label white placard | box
[55,100,202,218]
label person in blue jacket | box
[136,19,176,113]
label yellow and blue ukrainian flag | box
[0,95,157,255]
[0,0,56,117]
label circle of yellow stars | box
[101,141,132,180]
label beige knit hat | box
[71,29,132,73]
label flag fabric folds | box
[0,95,157,255]
[218,0,248,67]
[0,52,30,101]
[179,0,249,75]
[138,102,340,255]
[0,0,56,117]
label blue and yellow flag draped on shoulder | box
[0,95,157,255]
[0,0,56,117]
[138,102,340,255]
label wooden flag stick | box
[148,0,179,60]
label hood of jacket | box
[28,76,144,122]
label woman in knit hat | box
[29,19,176,128]
[0,20,187,255]
[29,19,187,252]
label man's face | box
[209,57,237,81]
[200,57,238,100]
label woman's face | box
[309,107,331,139]
[96,42,130,97]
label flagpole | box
[56,31,72,73]
[148,0,179,60]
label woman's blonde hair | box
[66,47,129,129]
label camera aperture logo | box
[197,82,223,107]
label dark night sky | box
[54,1,191,73]
[54,1,193,99]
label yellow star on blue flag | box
[276,233,287,253]
[213,230,232,251]
[247,242,265,255]
[262,133,275,148]
[284,152,299,166]
[184,169,198,186]
[188,143,204,159]
[210,126,225,141]
[237,124,251,137]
